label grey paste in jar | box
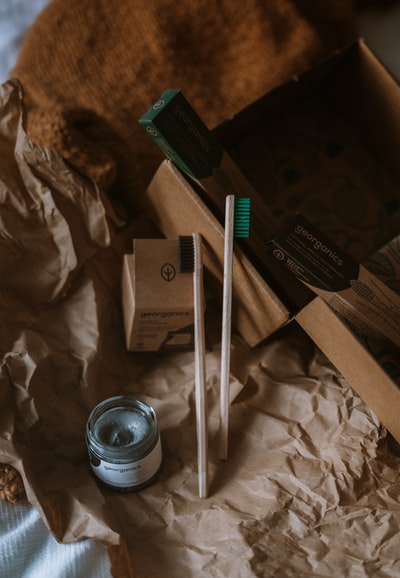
[86,396,162,492]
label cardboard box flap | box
[325,39,400,190]
[296,296,400,444]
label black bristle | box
[178,235,195,273]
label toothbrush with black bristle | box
[219,195,250,460]
[179,233,209,498]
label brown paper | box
[3,79,400,578]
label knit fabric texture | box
[11,0,356,209]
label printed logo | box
[273,249,285,261]
[294,224,344,266]
[146,126,158,136]
[161,263,176,282]
[153,100,165,110]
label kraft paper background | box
[2,79,400,578]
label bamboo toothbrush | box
[219,195,251,460]
[179,233,209,498]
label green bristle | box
[233,198,251,238]
[178,235,195,273]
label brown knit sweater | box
[11,0,356,210]
[2,0,356,504]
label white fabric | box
[0,499,111,578]
[0,0,49,82]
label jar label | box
[90,437,162,488]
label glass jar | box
[86,396,162,492]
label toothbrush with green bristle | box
[179,233,209,498]
[219,195,251,460]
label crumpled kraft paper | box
[2,79,400,578]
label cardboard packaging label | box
[122,239,194,351]
[269,213,400,350]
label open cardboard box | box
[145,39,400,443]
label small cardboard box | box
[122,239,194,351]
[145,39,400,442]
